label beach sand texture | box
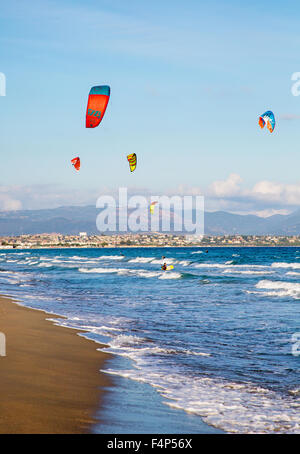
[0,295,111,434]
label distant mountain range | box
[205,210,300,235]
[0,205,300,236]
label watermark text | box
[291,72,300,96]
[0,73,6,96]
[291,332,300,356]
[96,188,204,235]
[0,332,6,356]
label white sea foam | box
[194,263,228,269]
[136,271,161,278]
[223,269,272,275]
[151,258,175,265]
[37,262,54,268]
[102,366,300,434]
[177,260,190,266]
[128,257,155,263]
[159,272,182,280]
[78,266,180,279]
[79,267,122,274]
[49,258,98,265]
[37,259,82,268]
[183,350,211,357]
[253,280,300,299]
[271,262,300,269]
[104,335,210,363]
[110,334,146,347]
[195,263,268,270]
[97,255,124,261]
[5,249,299,434]
[72,323,122,336]
[0,276,21,284]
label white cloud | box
[0,187,22,211]
[0,184,158,211]
[208,173,243,198]
[170,184,204,196]
[206,174,300,213]
[1,176,300,216]
[0,194,22,211]
[249,209,292,218]
[251,181,300,205]
[251,180,284,201]
[0,184,97,211]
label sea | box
[0,246,299,434]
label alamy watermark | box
[96,188,204,236]
[0,72,6,96]
[291,332,300,357]
[0,332,6,356]
[291,72,300,96]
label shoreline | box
[1,245,300,250]
[0,295,111,434]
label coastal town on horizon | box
[1,232,300,248]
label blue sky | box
[1,0,300,214]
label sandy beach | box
[0,295,111,434]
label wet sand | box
[0,295,111,434]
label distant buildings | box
[1,233,300,248]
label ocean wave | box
[97,255,124,261]
[135,271,161,278]
[223,269,272,275]
[183,349,211,357]
[195,263,268,270]
[78,266,181,280]
[79,267,122,274]
[104,335,210,361]
[254,280,300,299]
[102,367,300,434]
[159,272,182,280]
[36,260,81,269]
[3,247,300,434]
[128,257,155,263]
[37,262,54,268]
[271,262,300,269]
[177,260,191,266]
[109,334,147,347]
[151,258,175,265]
